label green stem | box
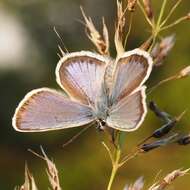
[147,75,178,95]
[160,16,187,31]
[107,148,121,190]
[160,0,182,27]
[148,34,156,53]
[156,0,168,29]
[124,13,133,48]
[148,0,168,52]
[137,0,153,28]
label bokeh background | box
[0,0,190,189]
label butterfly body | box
[12,49,153,132]
[93,83,109,121]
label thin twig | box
[102,142,114,166]
[160,0,182,27]
[124,13,134,48]
[107,147,121,190]
[137,0,153,27]
[147,75,177,95]
[53,26,68,54]
[156,0,168,29]
[161,16,187,31]
[119,148,140,167]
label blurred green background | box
[0,0,190,189]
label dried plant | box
[41,149,62,190]
[142,0,153,20]
[151,35,175,66]
[123,169,189,190]
[114,0,126,55]
[123,177,144,190]
[148,169,190,190]
[80,7,109,55]
[26,148,62,190]
[127,0,137,12]
[15,164,38,190]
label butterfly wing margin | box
[110,49,153,104]
[106,86,147,131]
[56,51,109,105]
[12,88,95,132]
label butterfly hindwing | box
[107,86,147,131]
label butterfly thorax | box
[94,100,108,120]
[92,83,110,127]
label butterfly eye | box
[96,119,107,131]
[100,120,106,126]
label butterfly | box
[12,48,153,132]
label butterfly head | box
[96,118,107,131]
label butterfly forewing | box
[12,88,95,132]
[56,51,108,105]
[110,49,153,104]
[107,86,147,131]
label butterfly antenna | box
[62,124,93,148]
[53,26,69,55]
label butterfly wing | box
[109,49,153,104]
[107,86,147,131]
[107,49,153,131]
[12,88,95,132]
[56,51,109,105]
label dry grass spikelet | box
[40,148,62,190]
[80,7,109,55]
[142,0,154,19]
[148,169,190,190]
[28,147,62,190]
[127,0,137,12]
[15,164,38,190]
[151,35,175,66]
[114,0,126,55]
[177,66,190,78]
[123,177,144,190]
[187,13,190,19]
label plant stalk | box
[156,0,168,29]
[149,0,168,52]
[107,148,121,190]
